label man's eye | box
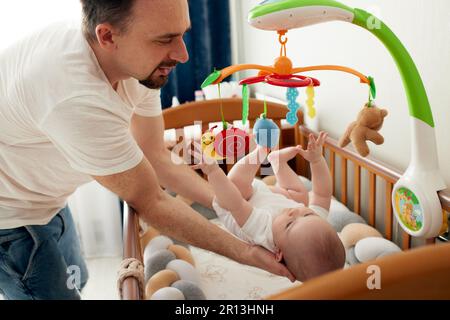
[155,39,173,45]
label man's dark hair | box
[80,0,137,41]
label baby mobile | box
[201,29,375,159]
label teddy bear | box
[339,104,388,157]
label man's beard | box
[139,61,178,89]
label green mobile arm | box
[249,0,434,127]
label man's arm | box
[130,113,214,208]
[92,158,294,281]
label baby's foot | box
[245,145,270,165]
[267,146,301,164]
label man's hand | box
[297,131,328,164]
[242,244,296,282]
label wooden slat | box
[402,231,411,250]
[294,124,306,176]
[369,172,376,227]
[385,181,393,240]
[439,191,450,213]
[341,157,348,206]
[175,128,185,160]
[330,151,336,197]
[441,209,449,235]
[274,119,283,148]
[249,118,256,130]
[201,122,209,134]
[354,165,361,215]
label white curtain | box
[68,182,123,259]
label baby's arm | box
[193,161,254,228]
[301,132,332,211]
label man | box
[0,0,293,300]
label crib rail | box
[297,126,449,250]
[121,203,143,300]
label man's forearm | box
[149,150,214,208]
[137,190,248,263]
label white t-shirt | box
[213,179,329,252]
[0,21,162,229]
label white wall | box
[232,0,450,189]
[0,0,81,50]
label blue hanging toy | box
[253,99,280,149]
[286,87,300,125]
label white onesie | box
[212,179,328,252]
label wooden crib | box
[121,98,450,300]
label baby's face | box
[272,207,327,250]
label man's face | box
[112,0,190,89]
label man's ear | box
[275,248,283,262]
[95,23,118,50]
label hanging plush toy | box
[214,126,250,159]
[339,78,387,157]
[201,126,225,160]
[338,103,388,157]
[253,115,280,149]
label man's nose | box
[169,37,189,64]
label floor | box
[81,256,122,300]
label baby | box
[194,132,345,282]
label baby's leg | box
[228,146,269,200]
[267,146,309,205]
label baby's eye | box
[286,221,294,229]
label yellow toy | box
[305,85,316,119]
[201,126,225,160]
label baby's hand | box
[190,153,220,175]
[297,131,328,164]
[191,146,220,175]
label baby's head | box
[272,206,345,282]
